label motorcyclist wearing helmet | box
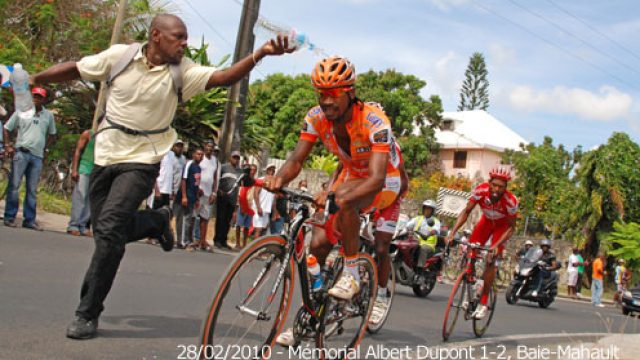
[268,56,404,345]
[531,239,559,297]
[405,200,441,270]
[446,166,519,319]
[515,239,534,261]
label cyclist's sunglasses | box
[315,87,353,98]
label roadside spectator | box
[253,164,276,237]
[592,252,606,308]
[298,179,308,192]
[175,148,203,249]
[193,140,219,251]
[67,129,95,236]
[213,151,243,250]
[235,164,258,250]
[567,247,583,299]
[149,149,175,210]
[576,249,588,298]
[270,192,288,235]
[3,87,56,230]
[615,259,627,292]
[170,139,187,249]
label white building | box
[431,110,528,181]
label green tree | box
[505,136,579,238]
[458,52,489,111]
[603,221,640,269]
[308,154,339,177]
[573,133,640,256]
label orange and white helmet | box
[311,56,356,89]
[489,166,512,182]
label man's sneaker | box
[275,328,296,347]
[531,290,538,298]
[23,221,44,231]
[4,218,18,227]
[66,316,99,340]
[369,296,390,326]
[595,303,606,308]
[328,272,360,300]
[157,207,174,252]
[472,304,488,319]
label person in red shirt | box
[446,166,519,319]
[234,164,258,250]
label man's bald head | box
[149,14,186,36]
[148,13,188,64]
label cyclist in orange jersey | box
[267,57,404,345]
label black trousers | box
[213,193,235,247]
[76,163,166,320]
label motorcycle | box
[505,247,558,308]
[389,219,445,297]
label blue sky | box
[174,0,640,151]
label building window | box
[453,151,467,169]
[442,120,453,130]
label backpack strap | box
[106,43,141,88]
[169,63,184,104]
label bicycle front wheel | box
[200,236,295,360]
[367,256,395,334]
[473,283,497,338]
[442,272,468,341]
[316,253,378,359]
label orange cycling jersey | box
[299,103,402,179]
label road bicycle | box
[199,188,378,360]
[442,238,498,341]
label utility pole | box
[219,0,261,161]
[91,0,129,131]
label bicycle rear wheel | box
[472,283,497,337]
[200,236,294,360]
[316,253,378,359]
[442,272,468,341]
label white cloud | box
[428,0,470,12]
[507,85,634,121]
[433,51,461,95]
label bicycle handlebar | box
[450,238,492,252]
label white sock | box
[345,256,360,283]
[378,287,388,299]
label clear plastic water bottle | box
[10,63,35,119]
[254,17,318,52]
[307,255,323,291]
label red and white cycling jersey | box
[469,182,519,221]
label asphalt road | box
[1,226,638,360]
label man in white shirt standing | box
[566,247,580,299]
[150,150,175,210]
[253,164,276,237]
[194,139,219,250]
[171,139,187,200]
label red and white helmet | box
[489,166,512,182]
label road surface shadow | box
[99,315,201,339]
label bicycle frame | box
[236,190,340,325]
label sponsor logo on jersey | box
[356,146,371,153]
[367,113,384,128]
[372,129,389,143]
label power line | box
[507,0,640,76]
[545,0,640,63]
[468,0,640,92]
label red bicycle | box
[200,189,378,360]
[442,239,497,341]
